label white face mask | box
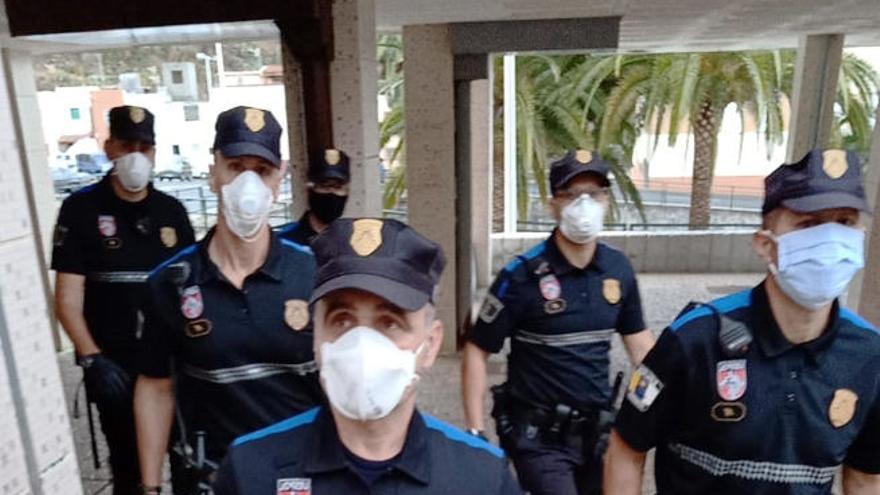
[114,152,153,192]
[766,223,865,310]
[220,170,274,241]
[559,194,606,244]
[320,326,425,422]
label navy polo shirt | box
[615,282,880,494]
[276,212,318,246]
[136,230,323,462]
[51,175,195,366]
[468,233,646,410]
[212,407,522,494]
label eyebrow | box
[377,302,406,318]
[323,299,354,314]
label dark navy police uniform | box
[137,230,323,488]
[470,237,645,493]
[468,150,646,495]
[51,105,194,494]
[616,284,880,494]
[615,149,880,494]
[213,407,521,495]
[137,106,323,494]
[275,213,318,246]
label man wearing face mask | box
[276,148,351,245]
[605,149,880,495]
[133,106,323,495]
[211,218,521,494]
[462,150,654,495]
[51,105,195,495]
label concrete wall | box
[0,47,82,494]
[490,231,766,276]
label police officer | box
[462,150,655,495]
[605,149,880,494]
[212,218,522,495]
[133,106,322,495]
[276,148,351,245]
[52,105,195,495]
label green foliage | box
[33,41,281,92]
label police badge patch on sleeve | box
[478,294,504,324]
[626,364,664,412]
[277,478,311,495]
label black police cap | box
[762,149,869,215]
[310,218,446,311]
[309,149,351,183]
[549,150,611,193]
[212,106,283,167]
[109,106,155,145]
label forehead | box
[216,152,274,169]
[319,288,405,314]
[773,207,859,224]
[559,173,604,190]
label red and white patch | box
[716,359,747,401]
[539,274,561,300]
[97,215,117,237]
[277,478,311,495]
[180,286,204,319]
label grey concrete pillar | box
[453,68,492,344]
[855,104,880,325]
[0,46,82,494]
[469,79,493,290]
[331,0,381,217]
[403,24,458,353]
[785,34,844,162]
[281,42,309,219]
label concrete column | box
[855,104,880,325]
[469,79,493,290]
[0,46,82,494]
[785,34,844,162]
[281,42,309,219]
[453,77,492,346]
[404,24,457,353]
[331,0,381,217]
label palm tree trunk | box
[492,131,505,232]
[689,99,720,230]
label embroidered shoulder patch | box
[626,364,664,412]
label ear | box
[752,230,776,266]
[419,319,444,369]
[208,164,218,194]
[548,196,562,222]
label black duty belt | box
[509,397,599,436]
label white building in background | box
[37,81,290,178]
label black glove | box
[78,353,132,404]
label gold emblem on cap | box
[603,278,621,305]
[244,108,266,133]
[822,149,848,180]
[325,149,341,166]
[829,388,858,428]
[575,149,593,164]
[351,219,384,257]
[160,227,178,248]
[284,299,310,331]
[129,107,146,124]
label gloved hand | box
[79,353,133,404]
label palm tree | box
[595,50,878,229]
[381,44,879,229]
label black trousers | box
[501,425,602,495]
[89,369,140,495]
